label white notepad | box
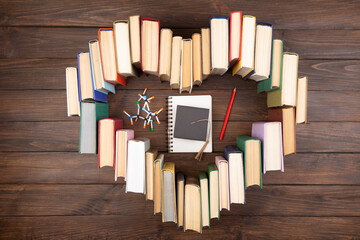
[167,95,212,153]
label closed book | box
[115,129,134,181]
[129,15,141,68]
[169,36,182,89]
[79,101,109,154]
[268,107,296,155]
[267,52,299,107]
[257,39,283,93]
[236,136,262,188]
[251,122,284,173]
[199,171,210,229]
[89,39,115,94]
[141,18,160,76]
[113,20,137,77]
[180,39,193,93]
[66,67,80,117]
[201,28,211,79]
[224,145,245,204]
[78,52,107,103]
[229,11,242,66]
[145,148,158,200]
[177,173,185,228]
[159,28,173,81]
[98,118,123,168]
[98,28,126,86]
[184,176,201,233]
[296,76,308,124]
[126,138,151,194]
[210,17,229,75]
[207,163,220,220]
[162,162,177,223]
[232,15,256,79]
[192,33,202,86]
[215,156,230,211]
[154,154,165,214]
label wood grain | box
[1,27,360,59]
[0,215,358,239]
[0,152,358,185]
[0,121,359,152]
[1,0,360,30]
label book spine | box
[167,96,174,152]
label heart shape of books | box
[65,11,309,234]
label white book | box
[167,95,212,153]
[210,18,229,75]
[65,67,80,117]
[126,138,151,194]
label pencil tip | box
[234,87,237,91]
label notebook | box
[168,95,212,153]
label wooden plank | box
[1,27,360,59]
[0,215,358,239]
[0,121,359,152]
[0,184,359,216]
[0,152,358,185]
[1,59,360,91]
[1,0,360,30]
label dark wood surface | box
[0,0,359,239]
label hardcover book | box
[199,171,210,229]
[215,156,230,211]
[177,173,185,228]
[207,163,220,220]
[184,176,201,233]
[210,17,229,75]
[145,148,158,200]
[159,28,173,81]
[229,11,242,66]
[66,67,80,117]
[141,18,160,76]
[169,36,182,89]
[115,129,134,181]
[162,162,177,223]
[154,154,165,214]
[201,28,211,79]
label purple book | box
[251,122,284,173]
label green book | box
[207,163,220,220]
[257,39,283,93]
[199,171,210,229]
[236,136,263,189]
[79,100,109,154]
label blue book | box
[77,52,107,103]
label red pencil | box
[219,87,237,140]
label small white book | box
[126,138,150,194]
[167,95,212,153]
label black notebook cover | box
[174,105,209,141]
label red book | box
[98,28,126,86]
[229,11,242,66]
[98,118,123,169]
[140,18,160,76]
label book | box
[98,28,126,86]
[169,36,182,89]
[199,172,210,229]
[89,39,116,94]
[224,145,245,204]
[207,163,220,220]
[66,67,80,117]
[129,15,141,68]
[113,20,137,77]
[249,23,273,82]
[162,162,177,223]
[78,52,107,103]
[215,156,230,211]
[251,122,284,173]
[184,176,201,233]
[141,18,160,76]
[296,76,308,124]
[79,101,109,154]
[229,11,242,66]
[98,118,123,168]
[145,148,158,200]
[115,129,134,181]
[257,39,283,93]
[159,28,173,81]
[180,39,193,93]
[126,138,151,194]
[236,136,262,188]
[177,173,185,228]
[210,17,229,75]
[168,95,212,153]
[192,33,202,86]
[268,107,296,155]
[154,154,164,214]
[201,28,211,79]
[267,52,299,107]
[232,15,256,79]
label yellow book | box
[161,162,177,223]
